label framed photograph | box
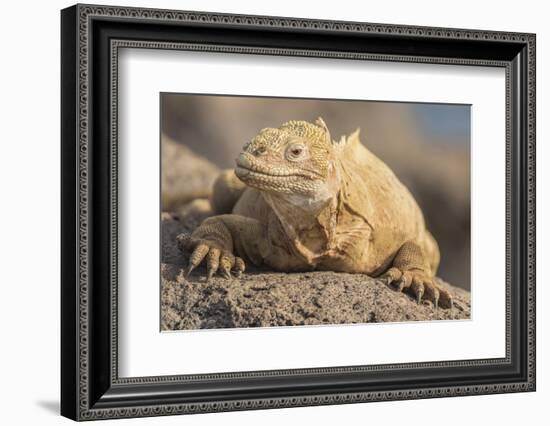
[61,4,536,421]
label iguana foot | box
[176,233,245,279]
[381,267,453,309]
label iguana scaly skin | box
[177,118,452,308]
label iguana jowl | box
[177,118,452,308]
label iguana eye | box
[285,143,308,161]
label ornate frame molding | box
[61,4,535,421]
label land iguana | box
[176,118,452,308]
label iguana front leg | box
[381,241,453,309]
[176,214,267,279]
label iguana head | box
[235,118,340,206]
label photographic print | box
[160,94,471,330]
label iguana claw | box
[206,268,215,281]
[185,265,195,278]
[176,231,247,280]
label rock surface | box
[161,134,219,211]
[161,213,471,331]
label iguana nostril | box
[253,146,267,156]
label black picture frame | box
[61,4,536,421]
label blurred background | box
[161,94,471,290]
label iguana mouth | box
[235,166,301,179]
[235,153,320,180]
